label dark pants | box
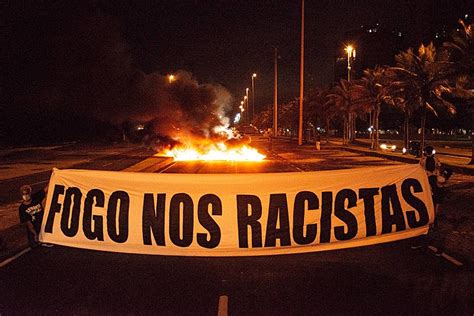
[26,220,42,248]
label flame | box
[163,142,265,161]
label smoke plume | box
[3,9,233,143]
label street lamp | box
[344,45,356,144]
[245,88,249,124]
[168,74,175,84]
[344,45,356,82]
[251,73,257,122]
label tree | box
[328,80,351,145]
[279,99,299,137]
[252,106,273,130]
[307,88,335,143]
[328,80,366,145]
[387,43,457,152]
[356,66,391,150]
[443,20,474,164]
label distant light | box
[168,74,175,83]
[234,113,241,124]
[136,124,144,131]
[465,14,469,19]
[433,149,436,155]
[252,73,257,78]
[402,147,407,154]
[398,32,402,37]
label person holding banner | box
[412,146,447,255]
[18,185,52,248]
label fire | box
[163,142,265,161]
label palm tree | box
[307,88,335,143]
[252,106,272,130]
[386,43,457,152]
[355,66,392,150]
[328,80,353,145]
[279,99,299,138]
[444,20,474,75]
[443,20,474,164]
[327,80,368,145]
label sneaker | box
[41,243,54,248]
[410,245,423,250]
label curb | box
[340,146,474,175]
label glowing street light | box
[245,88,249,124]
[168,74,175,84]
[344,45,356,144]
[251,73,257,121]
[344,45,356,81]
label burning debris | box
[159,133,265,161]
[133,71,265,162]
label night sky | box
[1,0,472,142]
[103,0,471,104]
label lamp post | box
[344,45,356,82]
[245,89,249,124]
[298,0,305,146]
[251,73,257,122]
[344,45,356,144]
[273,47,278,137]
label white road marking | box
[218,295,228,316]
[156,162,176,173]
[0,248,31,269]
[427,246,463,266]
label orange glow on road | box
[162,142,265,161]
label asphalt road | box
[0,139,472,314]
[0,237,469,314]
[0,144,154,205]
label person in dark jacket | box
[18,185,50,248]
[411,146,451,255]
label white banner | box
[41,165,434,256]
